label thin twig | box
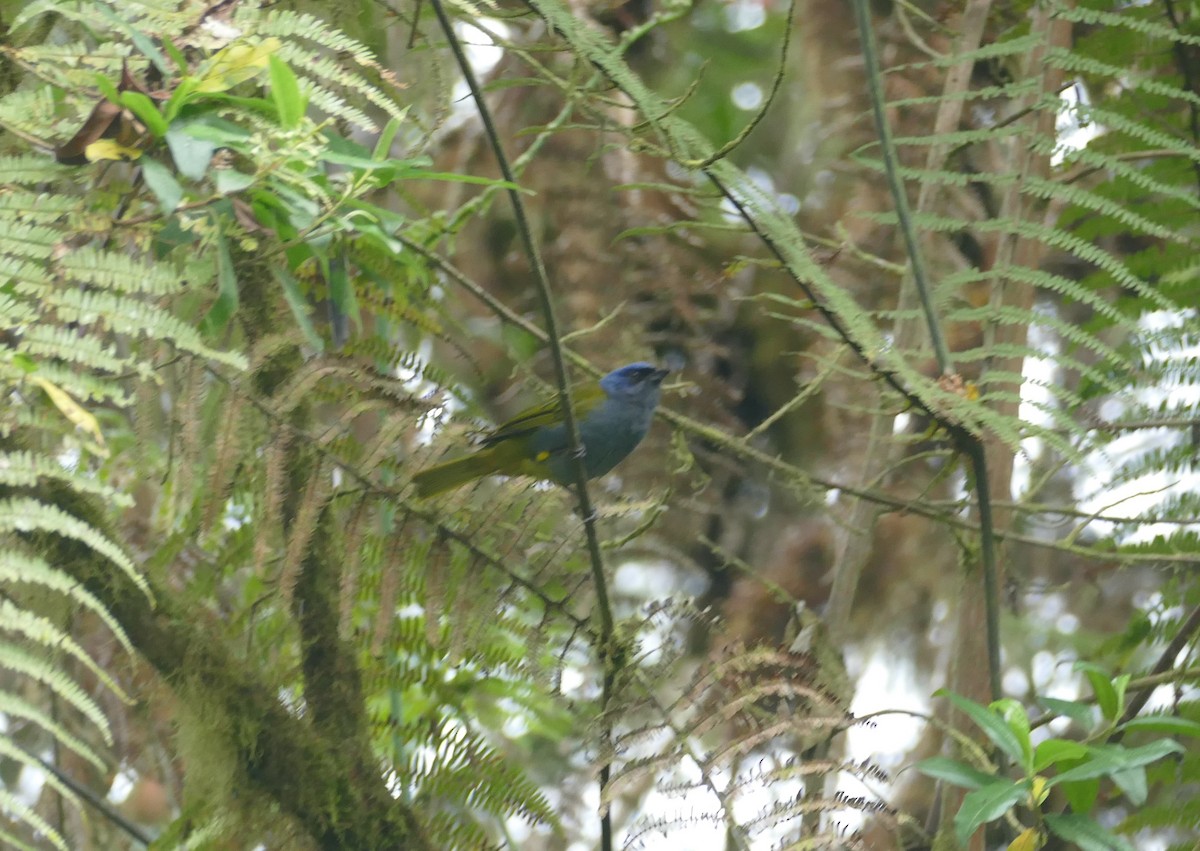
[851,0,952,375]
[1113,603,1200,738]
[425,5,618,848]
[29,752,152,846]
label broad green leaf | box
[163,78,199,123]
[1060,777,1100,814]
[1108,765,1147,805]
[1044,814,1134,851]
[178,119,253,147]
[140,158,183,214]
[165,124,216,181]
[214,169,255,194]
[93,73,120,104]
[1118,715,1200,738]
[1050,740,1183,785]
[1038,697,1095,729]
[1075,662,1120,722]
[268,55,306,129]
[938,689,1026,764]
[954,779,1029,845]
[993,698,1033,771]
[914,756,996,790]
[373,116,403,160]
[1033,738,1088,773]
[120,91,168,138]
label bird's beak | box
[651,367,670,384]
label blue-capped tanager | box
[413,363,669,497]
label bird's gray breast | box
[542,395,655,483]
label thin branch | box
[425,6,618,848]
[1113,602,1200,738]
[29,752,152,846]
[851,0,952,375]
[683,0,794,169]
[963,440,1003,702]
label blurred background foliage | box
[1,0,1200,848]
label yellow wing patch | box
[535,451,551,462]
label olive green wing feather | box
[481,382,605,446]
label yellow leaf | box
[1031,774,1050,806]
[194,37,282,93]
[1007,827,1045,851]
[31,376,108,454]
[84,139,142,162]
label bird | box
[412,362,669,498]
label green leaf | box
[1033,738,1088,773]
[1075,662,1121,722]
[275,267,324,351]
[1112,674,1130,717]
[120,91,168,138]
[1108,765,1147,805]
[937,689,1026,764]
[1118,715,1200,738]
[913,757,996,790]
[165,124,216,181]
[993,698,1033,772]
[162,37,188,75]
[214,169,255,195]
[93,73,120,105]
[954,779,1028,845]
[178,119,253,147]
[268,55,306,129]
[1050,740,1183,785]
[1039,697,1095,729]
[201,225,238,335]
[373,116,403,160]
[163,77,199,123]
[140,159,183,214]
[1044,814,1134,851]
[1060,778,1100,814]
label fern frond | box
[0,550,134,655]
[0,498,149,598]
[0,642,112,741]
[0,787,69,851]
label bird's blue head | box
[599,362,670,405]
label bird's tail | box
[412,453,492,498]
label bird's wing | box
[481,384,604,446]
